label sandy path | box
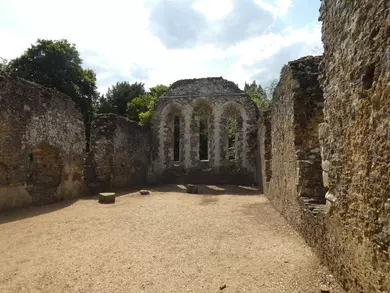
[0,185,345,293]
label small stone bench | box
[99,192,116,204]
[186,184,199,194]
[140,190,151,196]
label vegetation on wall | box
[127,85,168,125]
[96,81,146,117]
[5,39,99,150]
[6,39,99,120]
[0,57,8,72]
[244,79,277,112]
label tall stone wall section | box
[259,110,272,190]
[0,74,86,210]
[317,1,390,291]
[263,56,325,227]
[260,2,390,291]
[150,78,259,185]
[87,114,150,192]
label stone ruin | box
[0,0,389,292]
[0,74,86,209]
[149,77,259,185]
[86,114,150,193]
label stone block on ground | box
[99,192,116,204]
[186,184,199,194]
[140,190,151,195]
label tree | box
[265,79,279,100]
[127,84,168,125]
[6,39,98,136]
[244,80,270,110]
[97,81,145,116]
[7,39,98,113]
[0,57,8,72]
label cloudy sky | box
[0,0,323,93]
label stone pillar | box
[212,109,222,168]
[183,105,192,169]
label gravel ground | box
[0,185,345,293]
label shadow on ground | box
[0,187,146,224]
[0,185,261,224]
[0,199,79,225]
[150,184,261,196]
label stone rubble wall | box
[150,78,259,184]
[86,114,150,192]
[0,74,87,210]
[263,56,325,228]
[163,77,243,96]
[260,1,390,291]
[258,109,272,192]
[317,1,390,291]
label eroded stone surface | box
[86,114,150,192]
[260,1,390,291]
[0,74,86,210]
[261,56,325,228]
[317,1,390,291]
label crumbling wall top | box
[163,77,244,97]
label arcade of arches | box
[150,78,259,185]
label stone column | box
[241,118,249,170]
[183,105,192,169]
[212,109,222,168]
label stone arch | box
[158,102,186,166]
[190,98,214,163]
[26,142,62,204]
[220,101,249,167]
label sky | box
[0,0,323,93]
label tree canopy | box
[0,57,8,72]
[96,81,146,116]
[7,39,98,119]
[127,84,168,125]
[244,80,270,110]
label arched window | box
[173,116,180,162]
[199,116,208,160]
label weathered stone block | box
[98,192,115,204]
[140,190,151,195]
[186,184,199,194]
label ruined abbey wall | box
[260,1,390,292]
[258,110,271,191]
[317,1,390,291]
[150,78,259,185]
[86,114,150,192]
[262,56,325,227]
[0,74,86,210]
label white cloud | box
[0,0,322,93]
[254,0,293,17]
[192,0,233,21]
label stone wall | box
[261,1,390,291]
[263,56,325,227]
[150,78,259,185]
[86,114,150,192]
[316,1,390,291]
[258,109,272,192]
[0,74,86,210]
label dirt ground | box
[0,185,346,293]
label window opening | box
[199,116,208,160]
[173,116,180,161]
[227,118,237,161]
